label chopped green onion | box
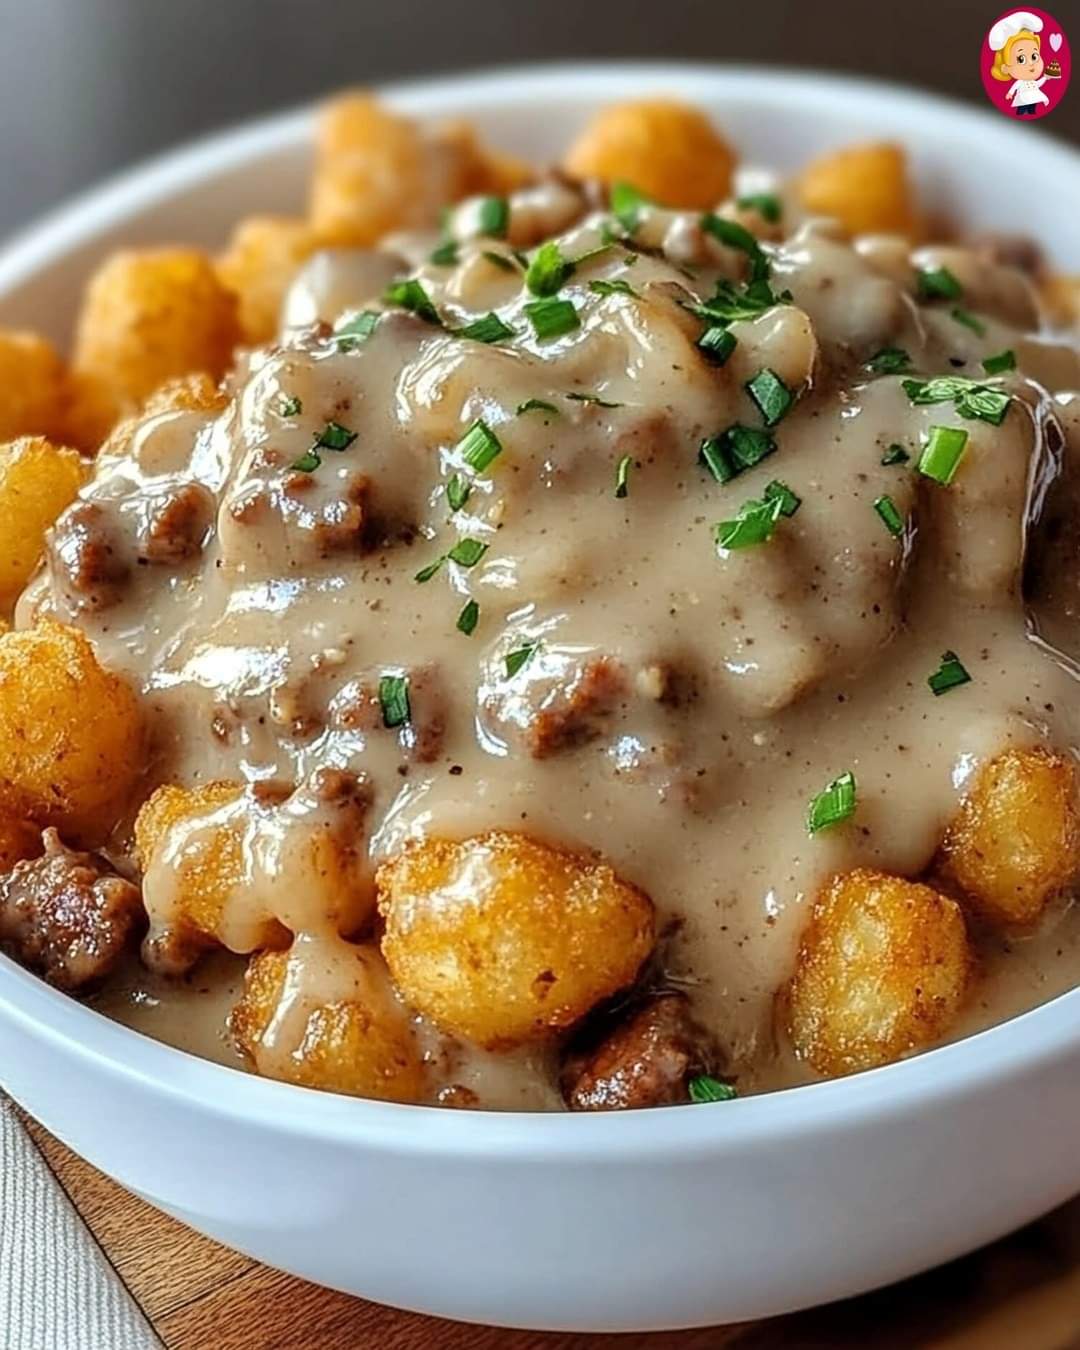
[476,196,509,238]
[807,772,856,834]
[482,249,519,273]
[446,473,471,512]
[746,368,793,426]
[736,193,782,224]
[917,266,963,301]
[572,243,617,269]
[448,537,488,568]
[951,307,986,336]
[918,426,969,485]
[902,375,1011,426]
[873,494,905,537]
[457,420,503,473]
[516,398,560,417]
[727,424,777,471]
[334,310,380,350]
[956,385,1011,425]
[524,297,580,341]
[763,479,801,517]
[315,422,357,452]
[713,494,785,551]
[610,181,652,234]
[384,278,441,324]
[928,651,971,696]
[378,675,410,728]
[291,449,321,473]
[414,557,445,583]
[525,240,573,297]
[701,213,771,281]
[456,599,479,636]
[615,455,632,498]
[429,239,459,266]
[688,1074,738,1104]
[867,347,912,375]
[566,391,622,408]
[881,443,910,466]
[689,276,789,326]
[982,349,1016,375]
[699,437,737,484]
[698,326,737,366]
[456,312,516,344]
[588,278,638,298]
[505,643,538,678]
[278,395,302,417]
[901,375,970,404]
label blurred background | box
[2,0,1078,239]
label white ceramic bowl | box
[1,63,1079,1334]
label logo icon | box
[981,8,1070,119]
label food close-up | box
[1,87,1080,1118]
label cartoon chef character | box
[989,10,1061,116]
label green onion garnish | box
[699,437,738,484]
[525,240,573,297]
[378,674,410,729]
[315,421,357,452]
[873,494,905,537]
[447,473,470,512]
[456,312,516,344]
[291,450,321,473]
[928,650,971,696]
[334,310,380,350]
[951,307,986,336]
[482,249,519,273]
[982,349,1016,375]
[588,278,638,298]
[728,424,777,471]
[414,557,445,583]
[516,398,560,416]
[524,297,580,341]
[807,771,856,834]
[736,193,782,224]
[456,599,479,636]
[429,239,459,266]
[689,276,790,326]
[881,443,910,465]
[763,479,801,517]
[384,278,441,324]
[918,266,963,301]
[714,494,786,551]
[688,1074,738,1103]
[902,375,1011,425]
[698,326,737,366]
[278,395,302,417]
[918,426,969,485]
[746,368,793,426]
[701,213,771,281]
[957,385,1011,424]
[610,181,652,234]
[505,644,538,678]
[566,392,622,408]
[867,347,912,375]
[477,196,509,238]
[457,420,503,473]
[615,455,632,498]
[448,537,488,568]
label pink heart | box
[1049,31,1063,53]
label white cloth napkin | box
[0,1096,161,1350]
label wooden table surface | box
[17,1113,1080,1350]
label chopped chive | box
[928,650,971,696]
[456,312,516,344]
[314,421,357,452]
[982,349,1016,375]
[566,391,622,408]
[447,537,488,567]
[505,643,538,678]
[701,213,770,281]
[572,243,617,269]
[477,196,510,238]
[807,771,856,834]
[688,1074,738,1104]
[278,395,302,417]
[956,385,1011,425]
[763,479,801,517]
[867,347,912,375]
[429,238,459,266]
[951,306,986,336]
[482,249,519,272]
[736,192,782,224]
[615,454,632,498]
[291,449,321,473]
[334,310,380,350]
[456,599,480,636]
[873,494,905,536]
[881,443,910,465]
[516,398,560,417]
[610,181,652,234]
[689,276,789,326]
[525,240,573,297]
[378,674,410,728]
[917,266,963,301]
[699,437,737,484]
[746,368,793,426]
[588,278,638,298]
[902,375,1011,426]
[698,326,737,366]
[414,556,445,583]
[901,375,969,404]
[457,419,503,473]
[918,426,969,485]
[727,424,777,471]
[524,297,580,341]
[446,473,471,512]
[713,494,785,551]
[384,278,441,324]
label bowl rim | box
[1,59,1079,1155]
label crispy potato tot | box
[135,781,289,972]
[0,437,87,615]
[435,119,534,197]
[0,331,69,442]
[0,812,40,871]
[937,748,1080,928]
[0,621,143,841]
[562,99,735,209]
[62,372,121,453]
[378,830,655,1048]
[72,248,240,423]
[786,869,971,1077]
[231,940,425,1101]
[797,142,918,238]
[216,216,321,343]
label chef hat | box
[988,11,1044,51]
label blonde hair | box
[992,29,1041,81]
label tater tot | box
[0,331,69,442]
[378,830,655,1048]
[937,747,1080,928]
[797,142,918,238]
[216,216,321,343]
[0,621,143,842]
[71,248,240,422]
[562,99,736,209]
[786,869,971,1077]
[0,437,87,616]
[231,940,426,1101]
